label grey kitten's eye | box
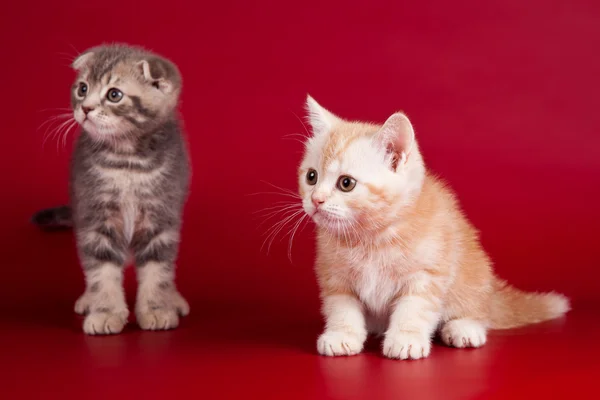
[77,83,88,98]
[106,88,123,103]
[337,175,356,192]
[306,169,318,185]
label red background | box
[1,1,599,399]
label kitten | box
[298,95,570,359]
[32,44,190,335]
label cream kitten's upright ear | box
[378,112,415,170]
[72,52,95,71]
[136,56,182,94]
[305,95,342,136]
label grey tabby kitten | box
[32,44,190,335]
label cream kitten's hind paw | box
[83,310,129,335]
[317,331,364,356]
[383,331,431,360]
[441,319,487,348]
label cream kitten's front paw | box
[383,331,431,360]
[317,331,364,356]
[441,319,487,348]
[83,310,129,335]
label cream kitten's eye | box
[106,88,123,103]
[306,169,318,185]
[77,83,88,98]
[337,176,356,192]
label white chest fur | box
[343,247,409,316]
[95,165,165,243]
[354,263,401,316]
[346,232,445,313]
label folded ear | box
[378,112,415,170]
[136,56,181,94]
[72,52,95,71]
[305,95,341,137]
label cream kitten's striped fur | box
[299,96,569,359]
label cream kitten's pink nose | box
[312,193,326,208]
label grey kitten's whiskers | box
[55,119,77,151]
[60,120,79,149]
[41,114,77,151]
[39,113,71,138]
[37,107,73,113]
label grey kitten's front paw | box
[172,291,190,316]
[74,292,92,315]
[136,308,180,330]
[75,291,129,335]
[135,290,189,331]
[83,310,129,335]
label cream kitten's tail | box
[489,278,570,329]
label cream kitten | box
[298,95,570,359]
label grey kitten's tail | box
[31,206,73,230]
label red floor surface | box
[2,1,600,399]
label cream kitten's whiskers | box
[248,191,301,201]
[260,180,302,198]
[261,208,305,254]
[257,203,302,222]
[282,133,310,146]
[290,110,312,138]
[285,212,310,261]
[252,181,310,260]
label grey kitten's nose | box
[82,106,94,115]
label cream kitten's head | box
[70,44,181,140]
[298,95,426,237]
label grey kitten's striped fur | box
[33,44,190,335]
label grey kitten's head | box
[70,44,182,139]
